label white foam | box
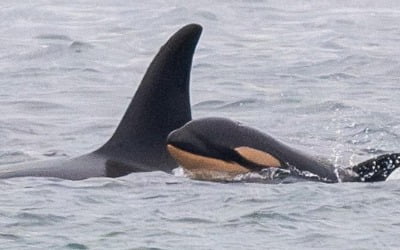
[171,167,188,177]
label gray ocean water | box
[1,1,400,249]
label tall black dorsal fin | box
[97,24,202,170]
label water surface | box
[1,1,400,249]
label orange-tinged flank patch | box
[234,146,281,168]
[167,144,249,175]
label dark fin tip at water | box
[352,153,400,182]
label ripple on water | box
[35,34,73,41]
[69,41,94,53]
[193,98,262,111]
[1,1,400,249]
[65,243,89,250]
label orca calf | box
[0,24,202,180]
[167,117,400,183]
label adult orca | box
[167,117,400,183]
[0,24,202,180]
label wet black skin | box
[0,24,202,180]
[167,117,344,182]
[168,117,400,183]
